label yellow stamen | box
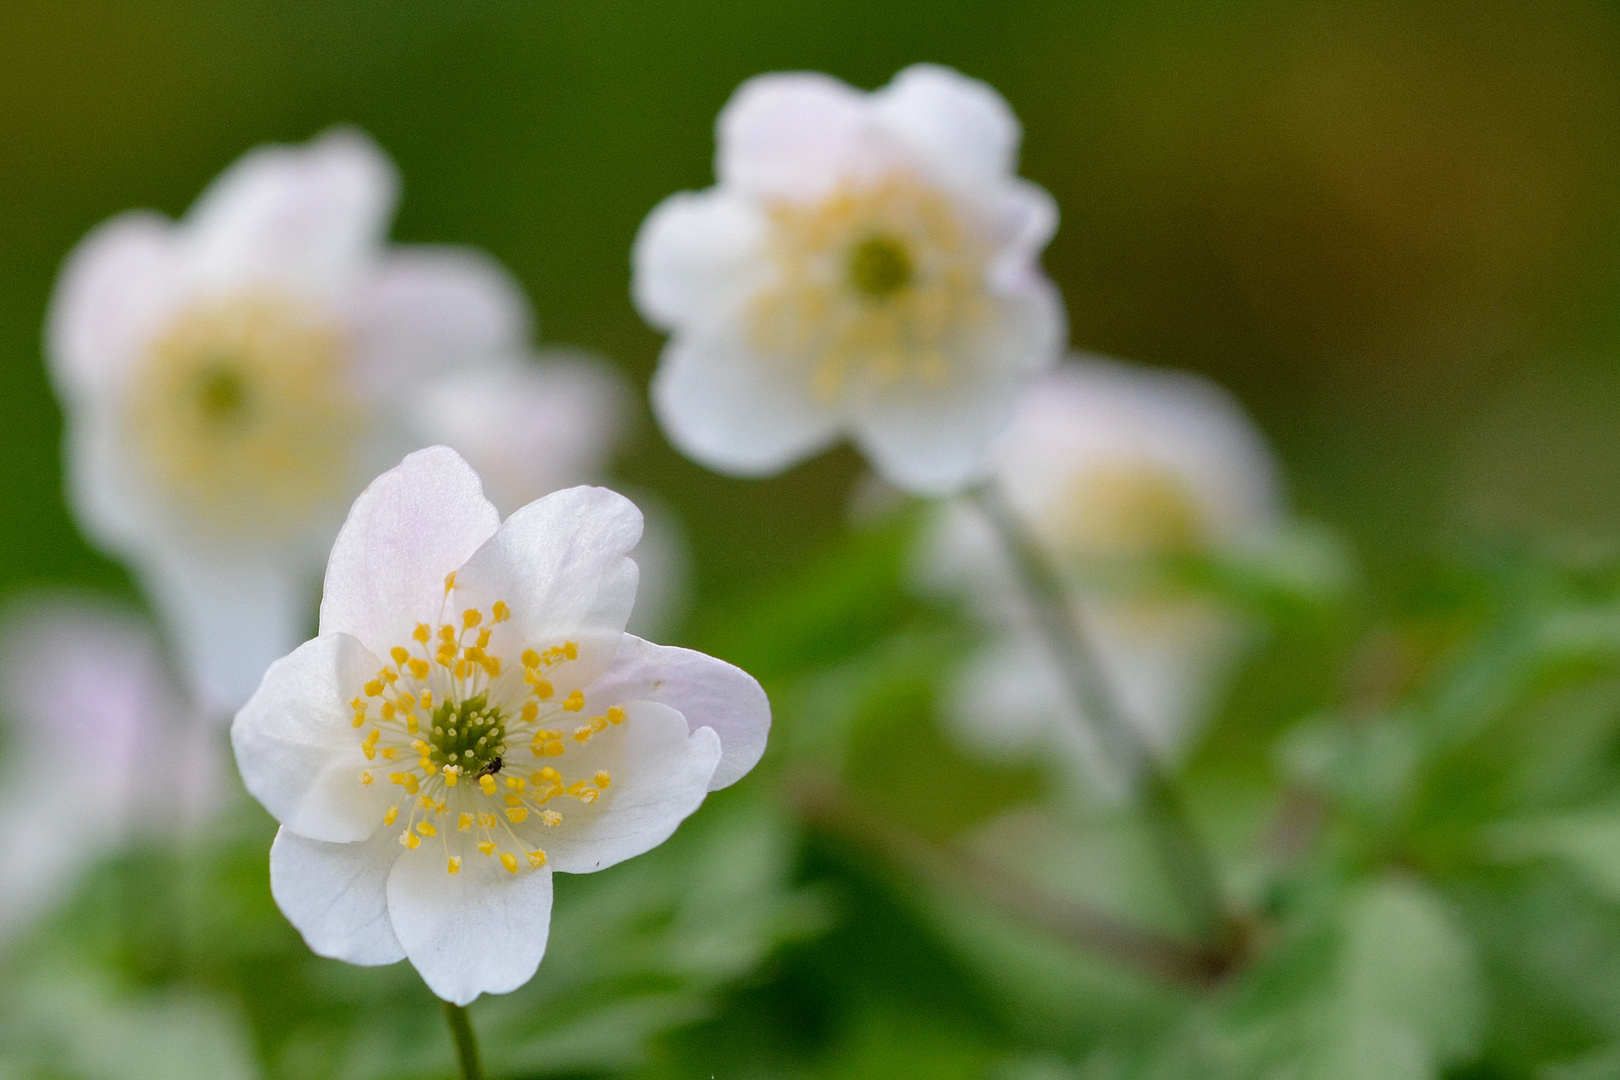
[447,856,462,875]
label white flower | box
[230,446,769,1005]
[633,63,1065,494]
[0,595,222,942]
[47,129,531,711]
[924,358,1280,792]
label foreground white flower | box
[925,358,1280,792]
[231,447,769,1004]
[47,129,530,711]
[633,63,1065,494]
[0,595,221,942]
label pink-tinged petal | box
[650,334,840,478]
[386,843,553,1005]
[270,827,406,966]
[535,701,721,874]
[873,64,1022,190]
[452,486,643,693]
[318,446,501,657]
[232,633,395,843]
[410,354,629,518]
[585,636,768,790]
[350,246,533,394]
[46,211,182,399]
[718,72,871,199]
[182,127,398,298]
[632,191,764,332]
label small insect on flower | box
[232,447,770,1005]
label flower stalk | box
[966,482,1232,951]
[442,1000,484,1080]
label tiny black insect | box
[476,756,503,778]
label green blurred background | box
[8,0,1620,601]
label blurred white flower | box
[633,63,1065,494]
[924,358,1280,793]
[0,595,221,942]
[231,447,769,1005]
[47,129,532,711]
[409,353,690,637]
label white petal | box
[454,486,643,694]
[984,181,1060,292]
[717,72,871,199]
[183,127,397,297]
[386,843,553,1005]
[585,636,768,790]
[539,700,721,874]
[269,826,405,966]
[46,211,181,400]
[873,64,1022,190]
[318,446,501,657]
[350,246,533,394]
[651,334,840,477]
[410,354,629,518]
[631,191,764,332]
[232,633,394,843]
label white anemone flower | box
[633,63,1065,494]
[231,446,769,1005]
[925,358,1280,794]
[0,595,221,942]
[47,128,530,712]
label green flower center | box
[846,233,913,299]
[426,693,508,776]
[195,360,250,423]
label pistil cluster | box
[350,580,622,877]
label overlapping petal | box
[873,63,1022,189]
[718,72,870,199]
[631,192,764,333]
[270,827,406,966]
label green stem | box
[442,1000,485,1080]
[967,482,1231,950]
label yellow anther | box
[381,701,396,720]
[359,771,374,786]
[406,716,419,734]
[504,793,523,807]
[417,821,437,837]
[563,690,585,712]
[419,796,443,812]
[363,744,376,760]
[366,728,381,745]
[541,810,562,827]
[389,772,418,793]
[419,690,433,709]
[521,648,540,669]
[478,812,497,828]
[478,841,496,855]
[443,767,459,787]
[439,624,456,643]
[479,775,497,796]
[606,707,625,725]
[464,646,485,663]
[578,786,599,804]
[400,831,420,850]
[364,679,383,697]
[542,740,565,757]
[484,656,502,677]
[476,628,492,649]
[563,642,578,660]
[412,739,429,752]
[380,670,398,684]
[458,813,472,831]
[590,715,608,733]
[493,601,510,623]
[444,571,457,592]
[527,849,547,867]
[530,679,554,699]
[419,756,433,771]
[408,658,429,679]
[382,746,402,760]
[447,856,462,875]
[573,727,592,743]
[505,776,527,791]
[350,696,365,713]
[506,807,529,823]
[521,702,539,723]
[537,767,561,783]
[390,646,410,666]
[413,623,431,644]
[500,852,519,873]
[595,771,612,788]
[384,806,398,825]
[397,691,416,709]
[454,659,470,680]
[351,712,364,729]
[462,609,482,629]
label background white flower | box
[633,63,1066,494]
[0,594,222,943]
[409,352,691,638]
[231,447,770,1005]
[923,357,1281,795]
[47,128,532,712]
